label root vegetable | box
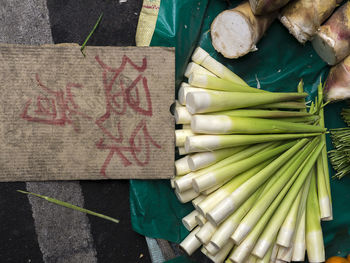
[249,0,291,15]
[324,55,350,101]
[211,1,276,59]
[280,0,338,43]
[312,2,350,65]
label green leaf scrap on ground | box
[17,189,119,224]
[80,12,104,56]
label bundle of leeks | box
[172,47,332,263]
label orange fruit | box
[347,255,350,262]
[326,256,349,263]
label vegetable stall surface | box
[172,47,332,263]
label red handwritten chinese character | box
[21,74,92,132]
[95,56,161,177]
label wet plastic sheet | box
[130,0,350,259]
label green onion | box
[180,226,202,256]
[207,109,313,118]
[193,141,292,193]
[191,115,325,134]
[306,168,325,262]
[248,101,306,109]
[175,105,192,124]
[182,210,199,231]
[175,155,191,176]
[185,133,321,152]
[178,84,207,105]
[186,91,307,114]
[317,82,333,220]
[209,186,264,252]
[175,143,267,193]
[196,221,217,244]
[189,73,264,93]
[191,47,248,86]
[174,54,331,263]
[184,62,216,78]
[252,142,323,258]
[187,146,247,171]
[175,129,195,147]
[292,210,306,261]
[231,139,317,244]
[196,158,274,216]
[206,139,309,226]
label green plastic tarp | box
[130,0,350,260]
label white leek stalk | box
[175,188,199,203]
[188,146,246,171]
[196,159,273,216]
[175,155,191,176]
[276,190,302,247]
[205,240,235,263]
[317,148,332,220]
[275,115,319,123]
[184,61,216,78]
[182,210,199,231]
[256,240,275,263]
[175,129,195,147]
[292,211,306,261]
[195,221,217,244]
[306,171,325,263]
[175,106,192,124]
[170,177,177,188]
[207,109,312,118]
[207,139,308,225]
[192,195,206,209]
[186,90,307,114]
[176,142,272,192]
[189,73,263,93]
[191,47,248,86]
[231,140,317,243]
[195,214,207,226]
[178,82,191,104]
[178,147,187,155]
[252,142,324,258]
[185,133,320,153]
[193,141,290,193]
[276,245,293,262]
[202,182,228,196]
[178,85,208,105]
[318,82,332,220]
[180,226,202,256]
[174,172,198,193]
[191,115,325,134]
[270,243,278,263]
[249,101,306,109]
[247,255,258,263]
[228,152,310,262]
[211,185,264,251]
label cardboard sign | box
[0,44,175,181]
